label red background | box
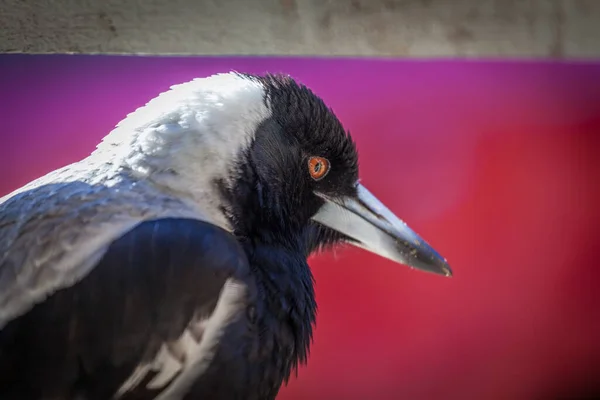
[1,55,599,399]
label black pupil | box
[314,162,322,173]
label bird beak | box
[311,184,452,277]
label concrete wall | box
[1,0,599,58]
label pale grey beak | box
[311,184,452,277]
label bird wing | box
[0,217,252,399]
[0,176,208,329]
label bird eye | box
[307,156,330,181]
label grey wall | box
[1,0,599,58]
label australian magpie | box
[0,72,452,400]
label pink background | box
[2,55,600,399]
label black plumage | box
[0,219,247,398]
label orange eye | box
[308,156,330,181]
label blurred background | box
[1,54,599,399]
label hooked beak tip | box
[441,263,453,278]
[409,252,453,278]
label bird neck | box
[243,240,317,379]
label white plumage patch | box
[116,279,248,400]
[93,72,271,228]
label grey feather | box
[0,160,214,329]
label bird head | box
[97,72,451,277]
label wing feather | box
[0,217,250,399]
[0,178,208,329]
